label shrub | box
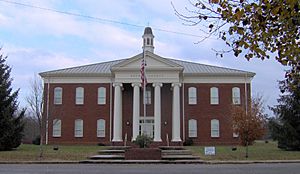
[183,138,193,146]
[32,136,40,145]
[134,134,153,148]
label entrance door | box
[139,117,154,138]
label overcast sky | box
[0,0,286,115]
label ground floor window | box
[188,119,197,138]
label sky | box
[0,0,286,115]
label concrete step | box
[98,149,125,154]
[161,150,191,155]
[107,146,131,150]
[159,146,185,150]
[89,154,124,160]
[162,155,200,160]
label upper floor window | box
[232,87,241,105]
[54,87,62,105]
[98,87,106,105]
[144,87,151,105]
[75,87,84,105]
[97,119,105,137]
[211,119,220,137]
[210,87,219,105]
[188,119,197,138]
[52,119,61,137]
[188,87,197,105]
[74,119,83,137]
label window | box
[211,119,220,137]
[233,132,239,138]
[188,119,197,137]
[144,88,151,105]
[75,87,84,105]
[98,87,106,104]
[97,119,105,137]
[52,119,61,137]
[210,87,219,105]
[147,38,150,45]
[232,124,239,137]
[232,87,241,105]
[74,119,83,137]
[188,87,197,104]
[54,87,62,104]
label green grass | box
[0,144,107,161]
[1,141,300,161]
[185,141,300,161]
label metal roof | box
[40,52,255,77]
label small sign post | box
[204,146,216,156]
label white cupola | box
[142,27,155,53]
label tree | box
[231,95,267,157]
[269,73,300,150]
[174,0,300,80]
[0,50,25,151]
[26,75,44,157]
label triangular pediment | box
[111,51,183,72]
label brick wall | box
[43,82,251,145]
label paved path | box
[0,163,300,174]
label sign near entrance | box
[204,146,216,155]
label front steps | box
[85,146,201,162]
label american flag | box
[141,53,147,88]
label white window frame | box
[54,87,62,105]
[188,87,197,105]
[74,119,83,137]
[211,119,220,138]
[144,88,151,105]
[98,87,106,105]
[97,119,105,137]
[210,87,219,105]
[188,119,197,138]
[52,119,61,137]
[75,87,84,105]
[232,87,241,105]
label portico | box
[111,51,184,143]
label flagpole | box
[143,50,146,136]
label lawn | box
[0,144,107,161]
[185,141,300,161]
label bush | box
[183,138,193,146]
[32,136,40,145]
[133,134,153,148]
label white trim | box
[43,77,111,84]
[183,76,252,83]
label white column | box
[131,83,140,141]
[112,83,123,142]
[153,83,163,142]
[172,83,182,142]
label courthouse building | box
[40,27,255,145]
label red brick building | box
[40,27,255,146]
